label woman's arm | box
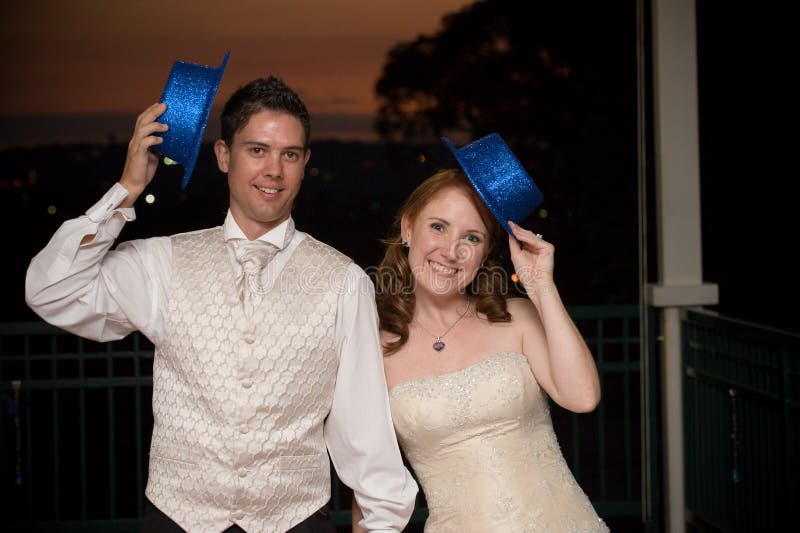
[507,222,601,412]
[351,496,367,533]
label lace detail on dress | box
[390,352,609,533]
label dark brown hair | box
[219,75,311,147]
[376,169,511,355]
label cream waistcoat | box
[145,227,351,533]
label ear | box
[400,214,411,243]
[303,147,311,166]
[214,140,230,173]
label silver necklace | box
[414,299,471,352]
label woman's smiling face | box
[402,186,490,298]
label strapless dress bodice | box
[389,352,608,532]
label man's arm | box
[324,265,418,532]
[25,104,172,344]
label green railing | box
[683,309,799,532]
[566,305,655,521]
[1,305,648,531]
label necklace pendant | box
[433,339,446,351]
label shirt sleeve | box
[324,264,418,532]
[25,183,172,345]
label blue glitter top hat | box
[158,51,230,190]
[442,133,544,235]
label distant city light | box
[309,167,320,177]
[145,194,156,204]
[163,157,178,166]
[416,154,427,164]
[538,208,548,218]
[47,205,57,215]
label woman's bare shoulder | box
[506,296,537,318]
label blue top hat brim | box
[442,133,543,235]
[158,51,230,190]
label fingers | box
[507,221,556,289]
[130,103,168,148]
[508,221,549,250]
[119,103,169,197]
[137,102,167,125]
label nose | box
[443,239,469,262]
[261,153,282,178]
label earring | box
[401,239,409,248]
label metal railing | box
[683,309,799,532]
[1,305,647,531]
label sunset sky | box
[1,0,473,146]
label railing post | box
[647,0,719,531]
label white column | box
[648,1,718,532]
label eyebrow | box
[427,216,487,237]
[240,141,305,152]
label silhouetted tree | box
[375,1,601,143]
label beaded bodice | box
[389,352,609,532]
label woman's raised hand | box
[507,220,555,296]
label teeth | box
[429,261,458,274]
[256,186,278,194]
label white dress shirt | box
[25,182,418,531]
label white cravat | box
[232,219,296,321]
[234,239,279,318]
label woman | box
[353,167,608,532]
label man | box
[25,76,418,532]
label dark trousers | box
[142,497,336,533]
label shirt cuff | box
[86,182,136,224]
